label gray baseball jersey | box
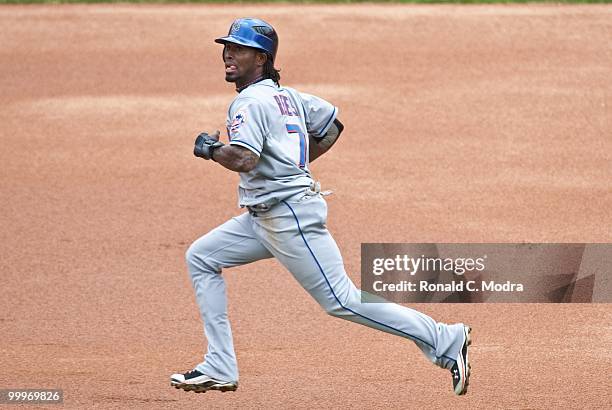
[225,79,337,207]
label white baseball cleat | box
[170,369,238,393]
[450,325,472,395]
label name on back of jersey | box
[274,94,298,117]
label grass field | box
[1,0,610,5]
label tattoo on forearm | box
[241,151,259,170]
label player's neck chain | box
[236,76,265,93]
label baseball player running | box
[171,18,471,396]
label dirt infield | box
[1,4,611,409]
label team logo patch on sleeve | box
[230,109,247,135]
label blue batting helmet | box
[215,18,279,62]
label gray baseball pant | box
[185,190,465,382]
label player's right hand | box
[194,130,224,160]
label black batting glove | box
[194,131,224,161]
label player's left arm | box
[309,118,344,162]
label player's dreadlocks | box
[263,56,281,85]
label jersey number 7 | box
[285,124,307,168]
